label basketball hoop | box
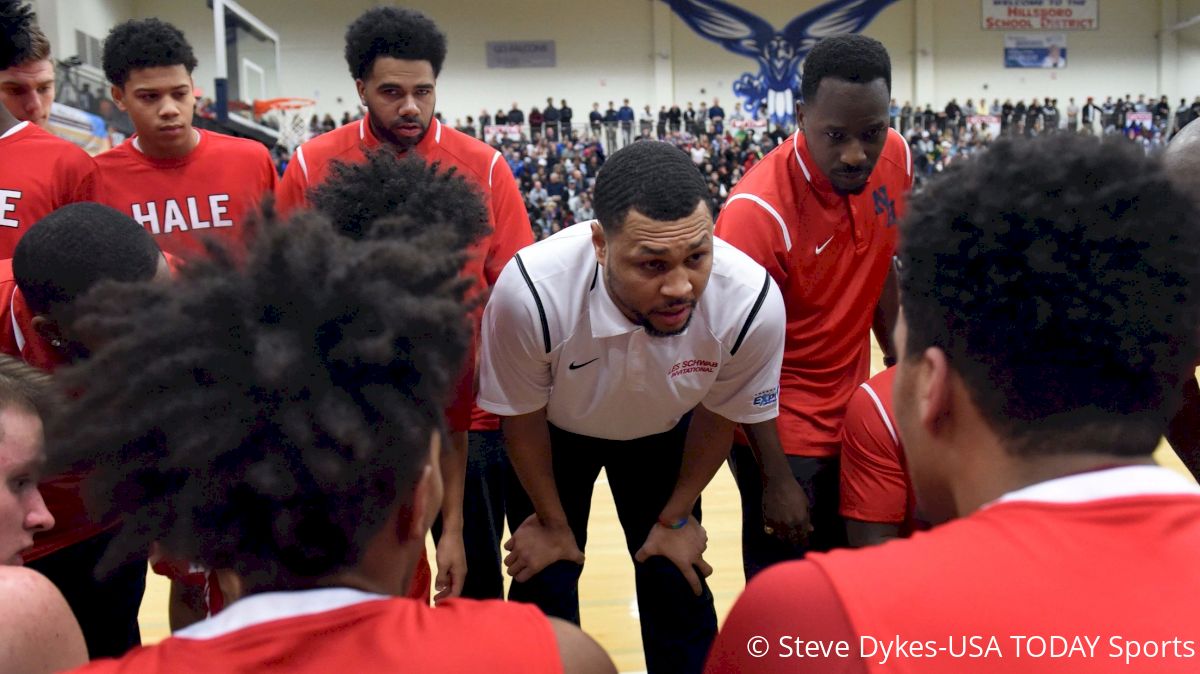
[254,97,317,153]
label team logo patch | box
[669,359,718,378]
[753,387,779,407]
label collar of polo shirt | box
[589,264,660,338]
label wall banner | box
[1004,33,1068,69]
[983,0,1098,31]
[486,41,556,69]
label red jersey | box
[276,117,532,432]
[72,588,562,674]
[715,130,912,457]
[839,367,921,534]
[706,466,1200,673]
[95,129,276,258]
[0,121,97,258]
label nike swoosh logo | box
[815,235,834,255]
[568,358,599,370]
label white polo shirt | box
[478,222,785,441]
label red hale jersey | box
[715,130,911,457]
[839,366,921,533]
[0,122,97,258]
[707,466,1200,673]
[72,589,563,674]
[95,130,276,258]
[277,117,532,432]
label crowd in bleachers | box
[279,91,1200,242]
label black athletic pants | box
[432,429,508,600]
[27,528,146,659]
[506,418,717,674]
[728,443,847,581]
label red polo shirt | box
[715,130,911,457]
[0,122,98,259]
[276,116,532,432]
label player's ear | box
[111,85,126,111]
[355,79,367,106]
[591,220,607,267]
[30,315,64,351]
[403,430,443,542]
[795,100,806,133]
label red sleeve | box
[839,384,908,524]
[713,198,790,290]
[275,150,309,217]
[443,327,476,433]
[704,561,866,674]
[483,156,532,286]
[69,157,99,204]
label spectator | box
[507,101,524,127]
[559,99,572,137]
[617,98,634,146]
[708,97,725,134]
[528,106,543,138]
[588,102,602,137]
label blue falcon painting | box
[664,0,898,127]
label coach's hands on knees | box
[762,478,813,546]
[635,516,713,596]
[504,514,585,583]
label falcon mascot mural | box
[664,0,899,127]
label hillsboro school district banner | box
[983,0,1098,31]
[1004,33,1068,69]
[486,41,556,68]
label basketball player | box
[277,6,532,601]
[53,207,614,674]
[0,355,88,674]
[94,18,276,258]
[0,0,51,127]
[0,0,96,259]
[714,35,912,579]
[479,141,785,674]
[1164,119,1200,479]
[706,135,1200,673]
[4,202,169,658]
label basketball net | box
[253,98,317,153]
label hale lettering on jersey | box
[873,185,897,228]
[0,189,22,228]
[130,195,233,235]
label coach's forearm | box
[659,404,736,523]
[743,419,793,485]
[502,408,570,526]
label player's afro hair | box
[898,135,1200,457]
[102,18,198,88]
[308,151,489,252]
[344,6,446,81]
[47,206,475,587]
[593,140,711,233]
[0,0,37,70]
[801,34,891,104]
[13,202,162,317]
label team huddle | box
[2,1,1200,673]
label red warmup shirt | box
[71,588,563,674]
[715,130,912,457]
[839,367,922,534]
[276,116,532,432]
[0,121,98,258]
[706,466,1200,673]
[95,129,277,258]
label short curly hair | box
[47,208,474,586]
[344,7,446,81]
[898,135,1200,457]
[13,202,162,318]
[308,151,489,250]
[801,34,891,104]
[593,140,710,233]
[0,0,38,70]
[102,18,198,88]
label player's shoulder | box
[94,139,136,167]
[433,122,503,181]
[874,128,913,181]
[200,129,270,158]
[710,236,772,291]
[721,137,805,218]
[13,124,95,166]
[293,121,362,165]
[504,224,594,288]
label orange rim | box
[252,97,317,117]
